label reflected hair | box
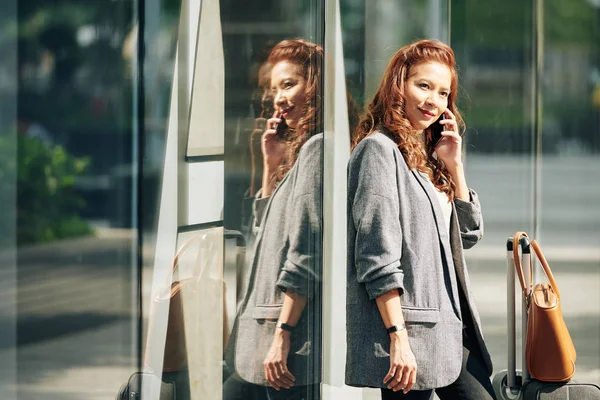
[352,39,464,199]
[267,39,323,184]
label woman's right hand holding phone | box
[260,112,287,197]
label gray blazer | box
[345,130,493,390]
[226,134,322,386]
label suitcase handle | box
[506,236,531,393]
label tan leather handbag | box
[144,232,227,372]
[513,231,577,382]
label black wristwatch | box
[276,321,295,332]
[386,323,406,334]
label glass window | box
[221,1,324,399]
[539,0,600,383]
[450,0,537,377]
[5,0,143,398]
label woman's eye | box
[440,92,449,98]
[418,83,429,89]
[284,81,294,89]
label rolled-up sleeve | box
[349,138,404,299]
[454,188,484,249]
[277,136,322,298]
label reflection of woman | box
[224,39,323,400]
[345,40,496,400]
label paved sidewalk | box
[0,320,135,400]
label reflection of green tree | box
[13,0,135,135]
[0,136,92,246]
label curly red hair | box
[267,39,323,184]
[352,39,464,199]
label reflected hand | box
[261,112,287,171]
[384,330,417,394]
[434,108,462,169]
[263,328,296,390]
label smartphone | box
[274,114,288,138]
[430,112,446,146]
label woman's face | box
[270,61,307,129]
[403,61,452,131]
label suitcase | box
[493,235,600,399]
[115,372,180,400]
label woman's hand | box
[434,108,462,170]
[434,108,470,200]
[260,113,287,197]
[263,328,296,390]
[261,113,287,171]
[384,330,417,394]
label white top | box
[419,145,452,234]
[435,186,452,236]
[424,176,452,235]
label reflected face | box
[270,61,307,129]
[403,61,452,131]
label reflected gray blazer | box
[345,130,493,390]
[226,134,322,386]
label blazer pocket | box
[253,304,283,320]
[402,307,440,323]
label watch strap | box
[276,321,295,332]
[386,323,406,334]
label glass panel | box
[0,0,18,397]
[451,0,536,378]
[139,0,187,397]
[221,1,324,399]
[539,0,600,384]
[8,0,141,398]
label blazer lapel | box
[253,172,291,249]
[411,169,461,317]
[410,170,450,249]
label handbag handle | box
[530,239,561,299]
[158,232,220,299]
[513,232,561,300]
[512,231,532,297]
[171,233,217,277]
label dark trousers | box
[223,372,320,400]
[381,329,496,400]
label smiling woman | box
[346,40,497,400]
[270,61,307,130]
[403,62,452,131]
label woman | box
[345,40,496,400]
[223,39,323,400]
